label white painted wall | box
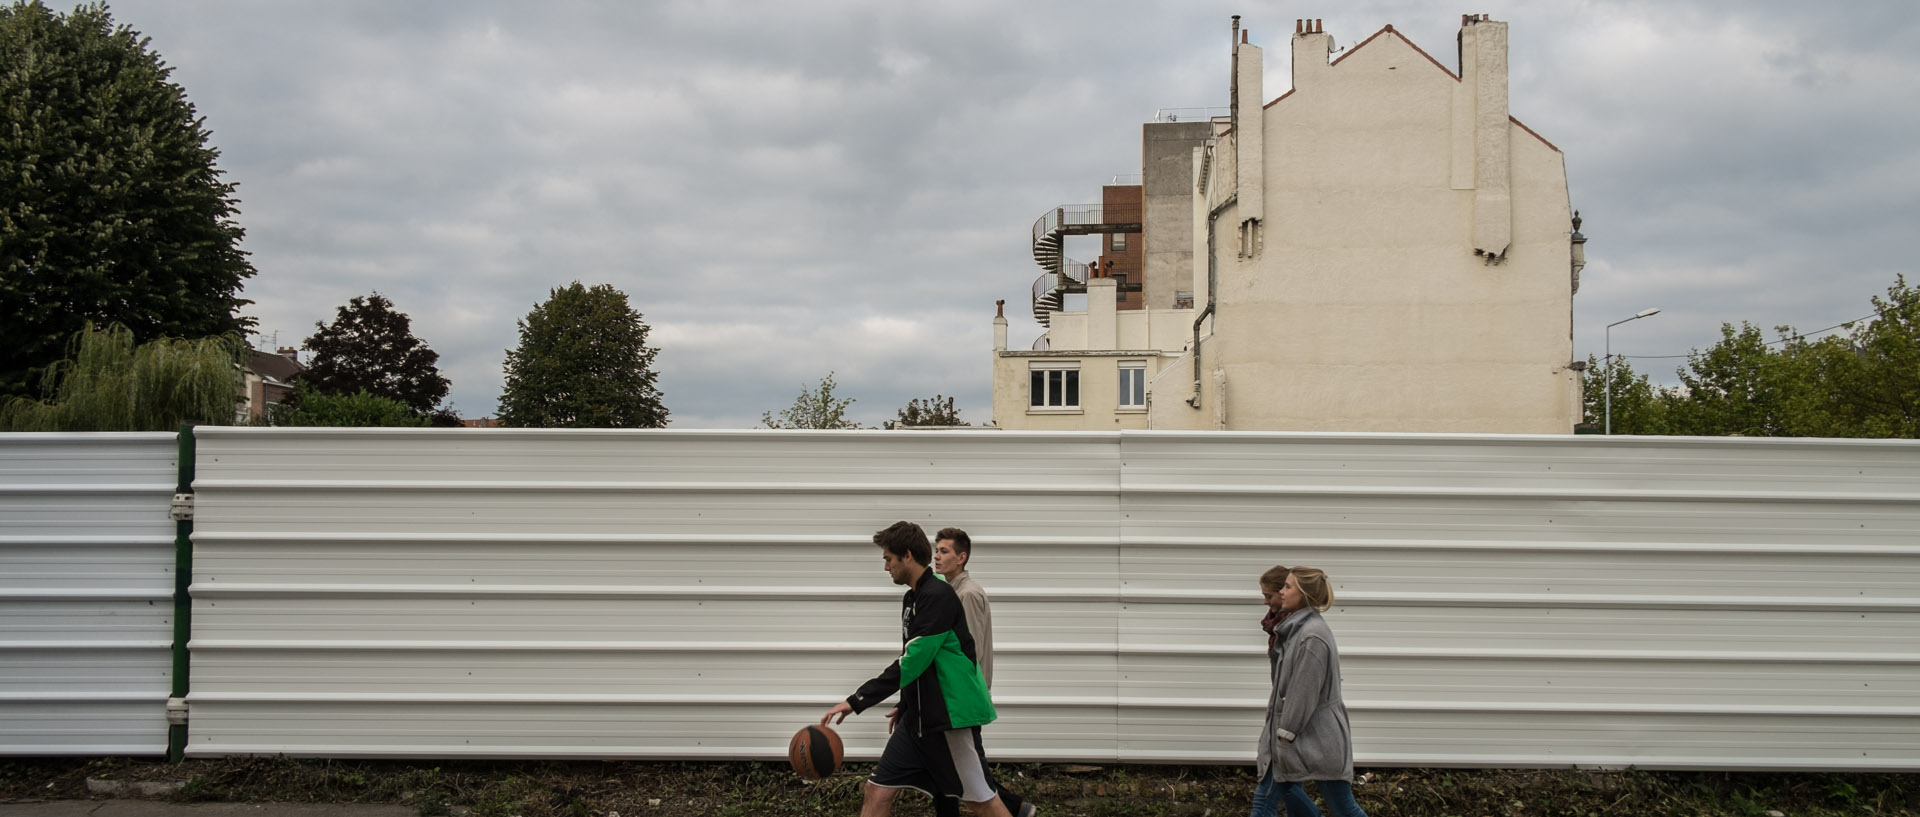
[996,276,1196,428]
[181,428,1920,770]
[1193,21,1578,433]
[0,433,177,755]
[1006,18,1576,434]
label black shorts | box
[868,724,994,803]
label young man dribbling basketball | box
[820,521,1020,817]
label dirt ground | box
[4,757,1917,817]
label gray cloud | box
[106,0,1919,424]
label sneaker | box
[1017,804,1036,817]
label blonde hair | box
[1288,567,1335,612]
[1258,564,1290,591]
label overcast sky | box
[103,0,1919,426]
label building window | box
[1118,362,1146,409]
[1029,363,1080,408]
[1110,233,1127,252]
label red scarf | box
[1261,609,1285,659]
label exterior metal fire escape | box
[1029,203,1142,326]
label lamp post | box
[1605,308,1661,435]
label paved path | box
[0,804,413,817]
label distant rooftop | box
[1152,107,1229,123]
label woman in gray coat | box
[1251,566,1367,817]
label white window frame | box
[1029,361,1081,410]
[1118,361,1147,410]
[1110,233,1127,252]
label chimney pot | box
[995,299,1005,318]
[1242,30,1248,43]
[1296,19,1303,34]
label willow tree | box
[0,323,240,431]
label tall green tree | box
[498,282,667,428]
[1,322,239,431]
[1831,275,1920,437]
[885,394,967,429]
[302,293,450,415]
[1581,354,1671,435]
[1664,323,1802,437]
[1640,277,1920,440]
[763,372,861,429]
[1,2,255,398]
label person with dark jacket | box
[1251,566,1368,817]
[821,522,1019,817]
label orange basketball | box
[789,723,844,780]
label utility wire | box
[1619,311,1882,361]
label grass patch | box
[2,757,1915,816]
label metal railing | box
[1152,106,1230,123]
[1031,204,1146,248]
[1030,272,1056,306]
[1030,256,1090,308]
[1063,256,1090,285]
[1107,174,1142,187]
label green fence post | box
[167,425,196,762]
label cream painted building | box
[992,15,1585,432]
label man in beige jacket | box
[934,527,994,687]
[931,527,1031,817]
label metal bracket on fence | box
[169,493,194,522]
[165,697,189,726]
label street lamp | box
[1605,308,1661,435]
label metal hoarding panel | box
[184,428,1920,770]
[1116,432,1920,770]
[0,433,177,755]
[186,428,1120,760]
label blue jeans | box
[1251,768,1367,817]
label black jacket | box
[845,568,994,736]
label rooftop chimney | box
[992,300,1008,351]
[1291,18,1332,91]
[1456,15,1511,257]
[1237,26,1265,233]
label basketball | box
[789,723,844,780]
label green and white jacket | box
[846,568,996,735]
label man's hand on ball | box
[821,701,854,726]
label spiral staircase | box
[1029,203,1143,326]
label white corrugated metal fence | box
[180,428,1920,770]
[0,433,179,755]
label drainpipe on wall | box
[1191,16,1244,411]
[1188,193,1236,408]
[1230,16,1241,136]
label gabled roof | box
[1261,24,1559,152]
[247,348,306,381]
[1330,24,1458,78]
